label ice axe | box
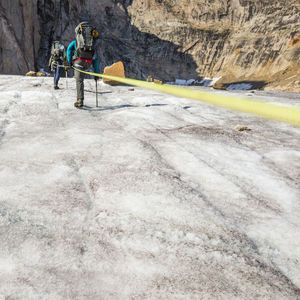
[65,68,68,89]
[95,77,98,107]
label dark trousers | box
[74,60,91,101]
[53,65,63,86]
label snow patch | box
[198,77,221,87]
[166,77,220,87]
[227,83,252,90]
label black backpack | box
[75,22,99,60]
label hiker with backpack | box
[67,22,100,108]
[49,41,67,89]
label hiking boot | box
[54,85,59,90]
[74,99,83,108]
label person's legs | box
[54,66,60,89]
[74,60,90,107]
[75,69,85,106]
[59,66,64,80]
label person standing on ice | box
[49,41,66,90]
[67,22,100,108]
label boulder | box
[153,79,163,85]
[36,71,47,76]
[26,71,37,76]
[103,61,125,86]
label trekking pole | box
[95,79,98,107]
[65,67,68,89]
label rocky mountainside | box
[0,0,299,91]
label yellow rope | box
[73,67,300,127]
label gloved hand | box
[94,76,99,81]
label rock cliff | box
[0,0,299,91]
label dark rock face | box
[0,0,40,73]
[0,0,299,91]
[0,0,199,81]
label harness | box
[74,58,92,65]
